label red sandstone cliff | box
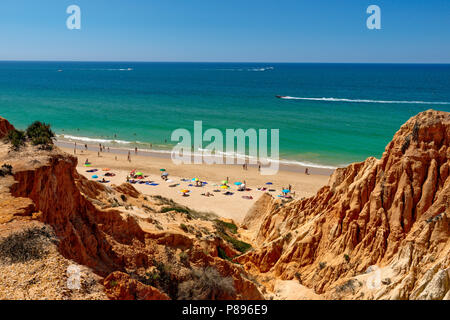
[237,110,449,299]
[0,117,263,300]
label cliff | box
[237,110,449,300]
[0,117,264,300]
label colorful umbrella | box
[266,182,273,185]
[92,175,98,179]
[282,189,290,193]
[220,185,229,189]
[160,169,166,172]
[221,180,228,185]
[234,182,242,186]
[162,172,169,176]
[181,189,190,194]
[192,178,199,181]
[136,172,143,176]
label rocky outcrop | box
[104,271,170,300]
[237,110,449,299]
[0,117,14,139]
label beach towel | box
[98,180,110,184]
[242,196,253,200]
[148,183,159,186]
[86,169,98,173]
[169,184,179,188]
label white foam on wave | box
[58,135,337,170]
[217,66,274,72]
[58,134,133,145]
[280,96,450,105]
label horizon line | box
[0,59,449,65]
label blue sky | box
[0,0,449,62]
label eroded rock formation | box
[237,110,449,299]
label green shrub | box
[221,234,252,253]
[179,223,189,233]
[135,260,179,299]
[26,121,55,148]
[0,164,13,177]
[214,220,238,234]
[217,246,232,261]
[5,129,26,150]
[161,206,190,215]
[0,226,56,264]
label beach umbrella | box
[220,185,229,189]
[234,182,242,186]
[102,168,110,171]
[92,175,98,179]
[162,172,169,176]
[266,182,273,185]
[192,178,199,182]
[136,172,143,176]
[282,189,290,193]
[221,180,228,185]
[160,169,166,172]
[181,189,190,194]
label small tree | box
[26,121,55,149]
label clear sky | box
[0,0,449,63]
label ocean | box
[0,61,449,168]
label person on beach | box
[127,151,131,162]
[98,151,100,157]
[108,147,110,153]
[115,156,117,161]
[305,168,309,175]
[85,144,88,151]
[289,184,292,192]
[85,158,89,165]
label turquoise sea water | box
[0,62,449,168]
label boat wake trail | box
[278,96,450,105]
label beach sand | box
[58,141,332,223]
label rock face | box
[104,271,170,300]
[0,117,14,139]
[237,110,449,299]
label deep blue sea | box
[0,61,449,168]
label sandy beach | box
[58,141,332,223]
